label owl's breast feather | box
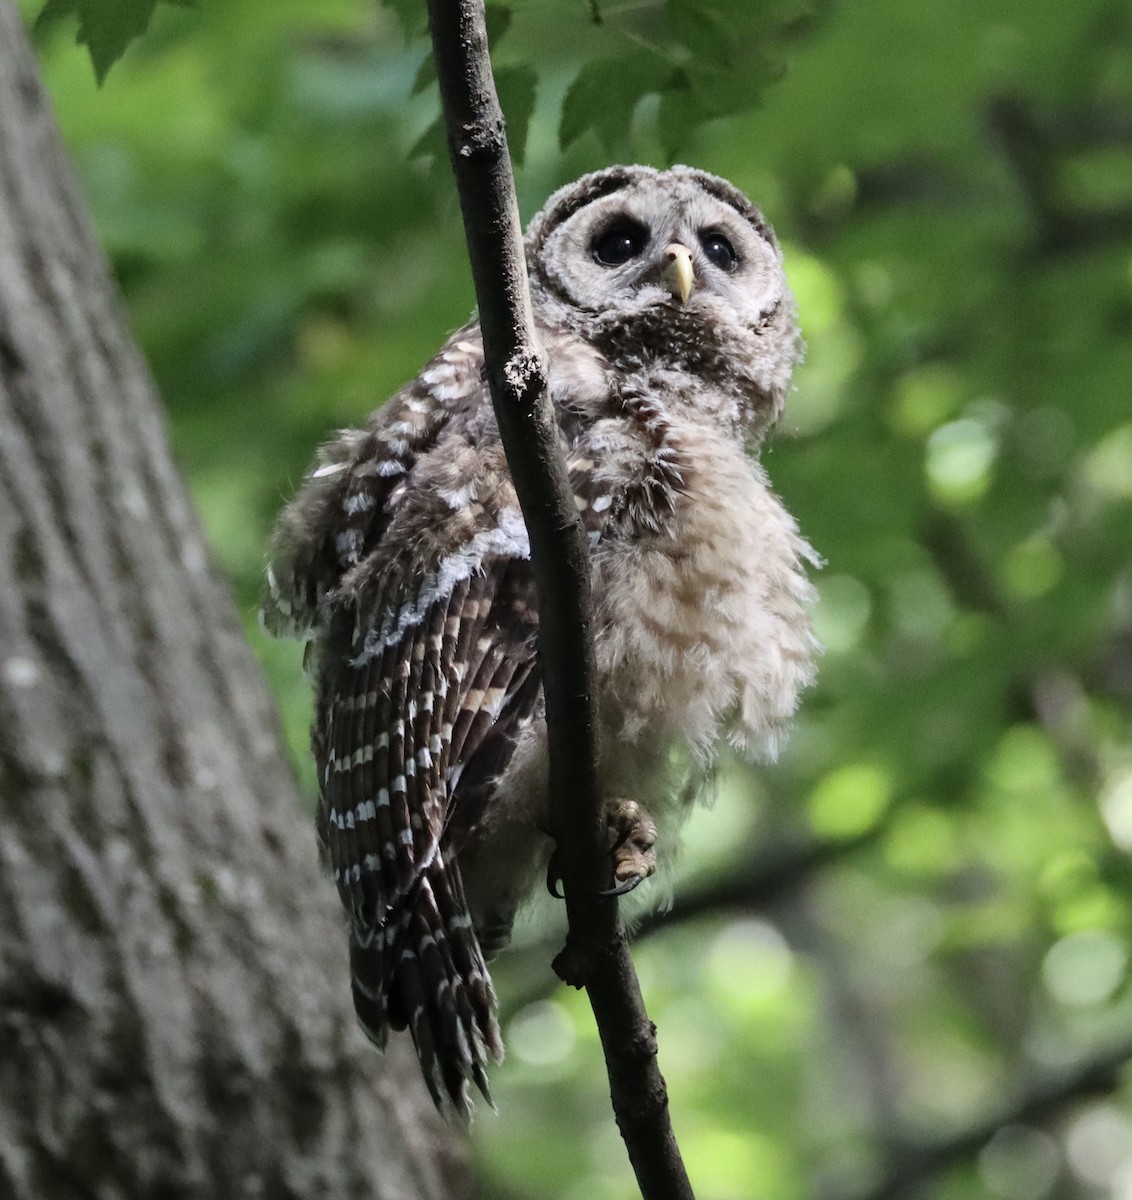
[591,417,820,768]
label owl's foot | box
[544,799,658,898]
[603,799,658,897]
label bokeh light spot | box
[507,999,577,1067]
[1101,767,1132,850]
[891,364,966,438]
[1041,929,1127,1007]
[808,763,893,839]
[926,418,997,505]
[683,1127,795,1200]
[705,920,793,1014]
[1066,1106,1132,1188]
[812,575,872,654]
[999,537,1063,601]
[1082,424,1132,500]
[978,1125,1059,1200]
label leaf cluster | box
[36,0,192,82]
[36,0,826,160]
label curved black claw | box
[599,873,647,898]
[546,851,565,899]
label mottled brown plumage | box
[263,165,820,1119]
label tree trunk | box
[0,4,465,1197]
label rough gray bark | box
[0,4,464,1197]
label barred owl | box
[263,165,819,1119]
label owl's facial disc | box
[529,169,792,393]
[547,189,776,320]
[523,167,799,423]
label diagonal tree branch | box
[837,1039,1132,1200]
[635,825,891,943]
[500,821,892,1019]
[424,2,694,1196]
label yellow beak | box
[661,243,695,304]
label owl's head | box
[526,165,800,429]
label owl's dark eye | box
[591,220,649,267]
[700,231,739,272]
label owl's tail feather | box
[349,856,502,1122]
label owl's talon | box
[607,798,658,895]
[546,800,658,897]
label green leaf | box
[690,54,784,119]
[656,75,704,160]
[559,52,674,152]
[665,0,739,65]
[36,0,192,82]
[378,0,428,35]
[495,65,537,165]
[409,114,447,164]
[484,3,513,45]
[412,53,436,96]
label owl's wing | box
[320,494,539,934]
[265,333,637,1116]
[262,326,486,638]
[311,402,561,1117]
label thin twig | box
[424,2,695,1196]
[986,94,1132,253]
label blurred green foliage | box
[34,0,193,81]
[19,0,1132,1196]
